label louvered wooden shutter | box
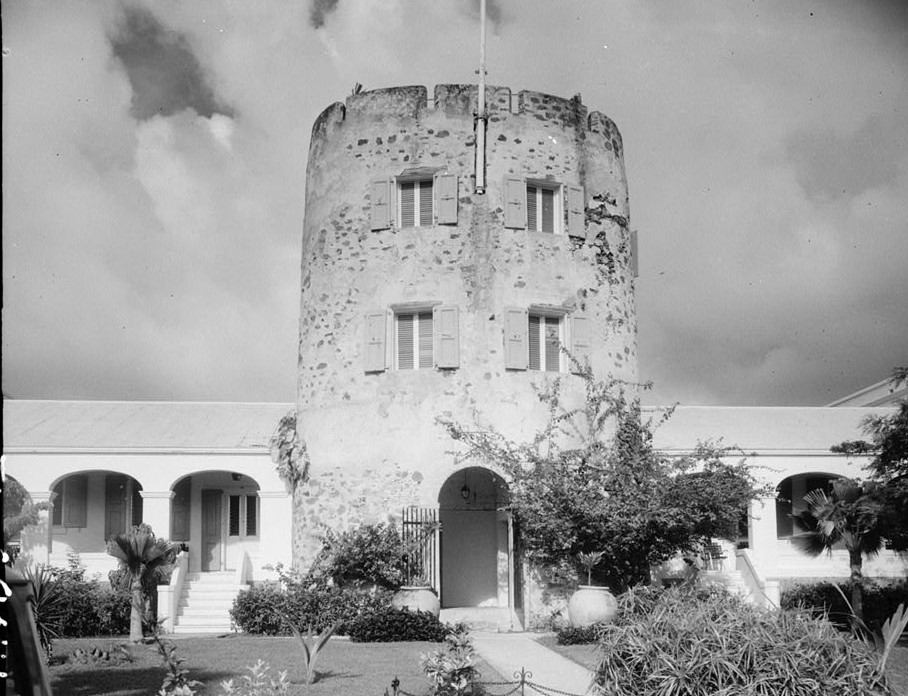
[544,317,560,371]
[567,185,585,239]
[64,475,88,528]
[541,188,555,233]
[504,307,528,370]
[630,229,639,277]
[229,495,241,536]
[419,181,434,226]
[364,310,387,372]
[527,186,538,231]
[434,305,460,368]
[571,315,590,374]
[434,173,458,224]
[528,315,541,370]
[397,314,414,369]
[370,179,393,230]
[418,312,433,368]
[503,177,526,229]
[400,181,416,227]
[246,495,257,536]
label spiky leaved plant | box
[22,564,65,659]
[577,551,605,586]
[280,613,339,684]
[106,527,176,642]
[791,478,885,623]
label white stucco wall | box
[4,448,292,582]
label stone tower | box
[295,84,637,624]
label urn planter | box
[391,586,441,617]
[567,585,618,627]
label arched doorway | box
[775,472,839,539]
[170,471,261,573]
[438,467,511,608]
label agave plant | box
[280,613,338,684]
[22,564,65,659]
[107,527,177,642]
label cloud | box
[309,0,340,29]
[785,113,904,201]
[110,5,233,120]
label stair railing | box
[158,550,188,633]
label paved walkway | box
[472,632,595,695]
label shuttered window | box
[52,475,88,528]
[527,184,558,233]
[370,179,393,230]
[566,185,585,239]
[171,476,192,541]
[399,179,434,227]
[528,315,562,371]
[397,312,434,369]
[246,495,258,536]
[433,305,460,369]
[504,307,529,370]
[229,495,241,536]
[229,493,258,538]
[434,173,459,224]
[364,311,387,373]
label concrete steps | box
[173,571,242,634]
[704,569,752,600]
[440,606,521,632]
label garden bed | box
[44,635,504,696]
[537,635,908,696]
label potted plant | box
[391,521,441,617]
[567,551,617,627]
[391,573,441,617]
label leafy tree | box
[106,525,176,641]
[791,478,886,622]
[440,367,764,592]
[830,367,908,555]
[3,475,49,560]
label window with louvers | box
[246,495,257,536]
[400,180,434,227]
[527,185,556,233]
[528,315,561,371]
[229,495,241,536]
[397,312,433,369]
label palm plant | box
[791,478,885,622]
[106,527,176,641]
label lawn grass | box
[536,636,908,696]
[43,634,503,696]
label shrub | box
[51,558,131,637]
[230,582,393,635]
[781,579,908,634]
[556,624,605,645]
[219,660,289,695]
[595,585,893,695]
[231,584,287,635]
[309,523,407,589]
[421,623,479,695]
[347,607,449,643]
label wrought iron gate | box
[401,506,440,591]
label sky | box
[2,0,907,407]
